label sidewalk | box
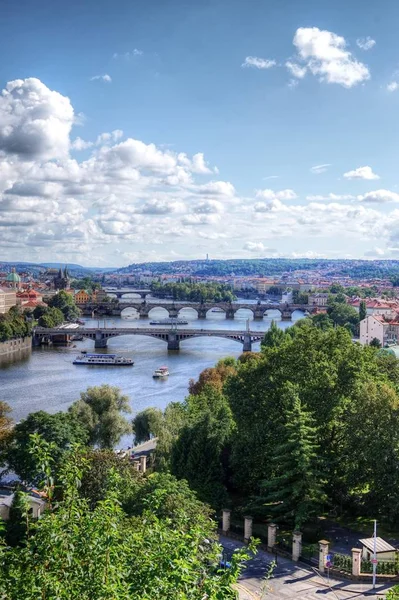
[220,535,394,599]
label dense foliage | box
[0,439,253,599]
[151,280,236,302]
[142,322,399,530]
[70,276,101,293]
[0,307,31,342]
[34,290,80,326]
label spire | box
[64,265,69,278]
[58,267,62,277]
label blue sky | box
[0,0,399,265]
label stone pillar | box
[292,531,302,562]
[94,331,107,348]
[139,455,147,473]
[197,308,207,319]
[226,309,235,320]
[281,310,292,321]
[168,307,179,318]
[242,334,252,352]
[318,540,329,574]
[244,516,253,542]
[222,509,231,534]
[167,333,180,350]
[352,548,362,577]
[268,523,277,549]
[253,310,264,320]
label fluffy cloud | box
[194,199,224,214]
[243,242,267,252]
[343,166,379,180]
[292,27,370,88]
[306,193,355,201]
[90,74,112,83]
[181,214,221,226]
[0,78,74,159]
[242,57,276,69]
[139,198,186,214]
[357,190,399,203]
[387,82,399,92]
[195,181,236,197]
[71,137,94,151]
[255,188,297,201]
[285,61,307,79]
[310,164,331,174]
[113,49,143,59]
[356,37,376,51]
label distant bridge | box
[104,288,152,299]
[79,300,313,320]
[32,326,265,351]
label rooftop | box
[360,537,396,553]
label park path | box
[220,536,392,599]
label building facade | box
[359,314,399,346]
[0,289,17,314]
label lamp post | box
[372,520,377,590]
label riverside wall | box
[0,336,31,357]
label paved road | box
[220,536,392,599]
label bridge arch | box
[148,306,170,319]
[263,308,282,318]
[120,306,139,318]
[234,307,255,320]
[178,306,198,319]
[205,306,226,318]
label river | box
[0,300,304,425]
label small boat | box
[211,308,224,313]
[73,353,134,366]
[153,366,169,378]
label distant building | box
[282,290,293,303]
[54,266,71,291]
[360,314,399,346]
[349,299,399,318]
[0,288,17,314]
[6,268,21,290]
[75,289,91,304]
[309,293,329,307]
[92,289,109,303]
[16,289,45,309]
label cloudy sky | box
[1,0,399,266]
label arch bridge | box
[81,300,312,320]
[32,326,265,351]
[104,288,152,299]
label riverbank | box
[0,336,31,357]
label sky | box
[1,0,399,266]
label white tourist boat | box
[152,366,169,378]
[73,352,133,366]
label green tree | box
[132,407,163,444]
[311,313,334,330]
[370,337,382,348]
[4,411,88,483]
[0,441,254,600]
[170,386,234,508]
[261,320,286,349]
[69,385,132,449]
[254,385,325,528]
[47,290,80,321]
[38,306,64,328]
[4,487,31,547]
[359,300,367,322]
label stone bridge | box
[79,300,312,320]
[104,288,152,299]
[32,327,265,351]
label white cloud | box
[254,199,285,212]
[387,81,399,92]
[0,77,74,160]
[113,49,143,59]
[343,165,379,180]
[285,61,307,79]
[292,27,370,88]
[263,175,279,180]
[181,214,221,226]
[177,152,216,174]
[140,198,186,214]
[71,137,94,151]
[243,242,267,252]
[310,164,331,174]
[356,37,376,51]
[364,247,385,256]
[195,181,236,197]
[194,199,224,214]
[255,188,297,201]
[357,189,399,203]
[90,74,112,83]
[306,193,355,201]
[96,130,124,145]
[242,56,276,69]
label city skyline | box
[1,0,399,266]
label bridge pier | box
[197,309,207,319]
[281,310,293,321]
[243,334,252,352]
[95,332,108,348]
[253,310,264,320]
[168,308,179,318]
[226,309,235,320]
[167,333,180,350]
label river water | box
[0,299,304,426]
